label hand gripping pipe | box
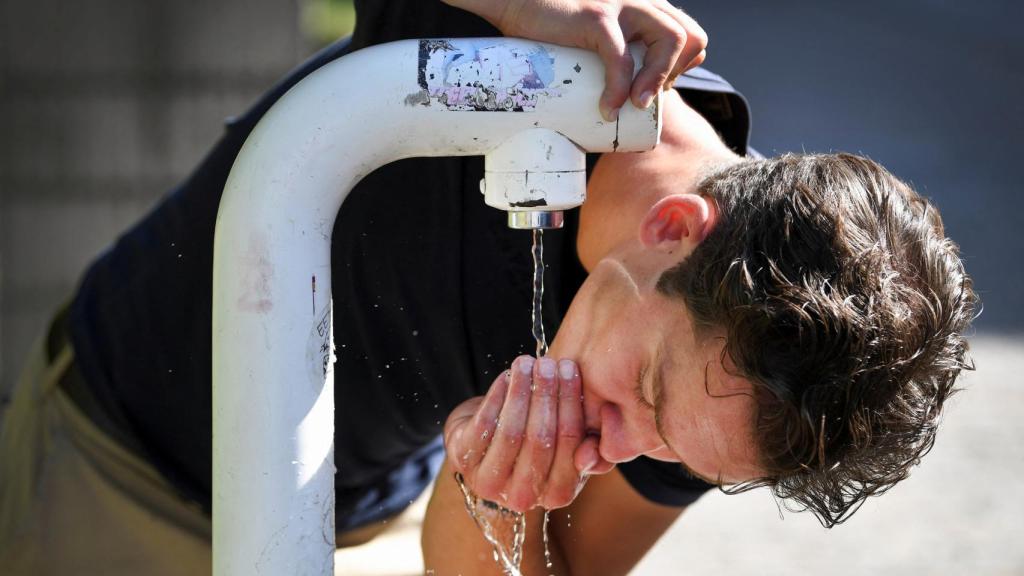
[212,38,660,575]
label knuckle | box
[470,419,494,442]
[558,378,581,398]
[580,1,615,25]
[558,423,584,441]
[535,375,558,395]
[667,29,687,51]
[496,422,525,445]
[527,427,556,448]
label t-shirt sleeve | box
[616,456,715,507]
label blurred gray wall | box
[682,0,1024,333]
[0,1,305,401]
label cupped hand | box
[445,0,708,121]
[443,355,609,512]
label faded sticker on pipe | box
[416,39,560,111]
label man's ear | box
[638,194,714,251]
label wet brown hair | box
[657,153,977,526]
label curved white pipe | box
[212,38,660,575]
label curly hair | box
[656,153,977,527]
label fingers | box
[454,0,709,119]
[621,4,686,108]
[617,1,709,108]
[445,369,510,474]
[653,1,708,78]
[446,354,590,513]
[592,17,634,122]
[472,356,535,501]
[542,359,586,509]
[505,357,560,510]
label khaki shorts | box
[0,331,212,576]
[0,321,403,575]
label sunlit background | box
[301,0,356,47]
[1,1,1020,574]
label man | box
[430,100,977,573]
[0,1,975,575]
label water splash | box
[455,472,526,576]
[543,509,554,573]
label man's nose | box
[598,403,666,463]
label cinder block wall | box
[0,0,306,407]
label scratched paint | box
[417,39,560,111]
[237,231,274,313]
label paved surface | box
[334,335,1024,575]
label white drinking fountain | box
[212,38,661,575]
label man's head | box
[655,152,977,525]
[556,150,975,526]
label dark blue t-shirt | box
[68,2,754,524]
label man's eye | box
[635,367,654,409]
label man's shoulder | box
[673,68,753,156]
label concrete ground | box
[334,335,1024,575]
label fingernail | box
[639,90,654,109]
[558,359,575,380]
[600,105,619,123]
[579,451,598,473]
[538,358,556,378]
[519,357,535,374]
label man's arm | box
[423,461,685,575]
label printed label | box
[306,301,335,391]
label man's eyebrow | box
[652,360,723,488]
